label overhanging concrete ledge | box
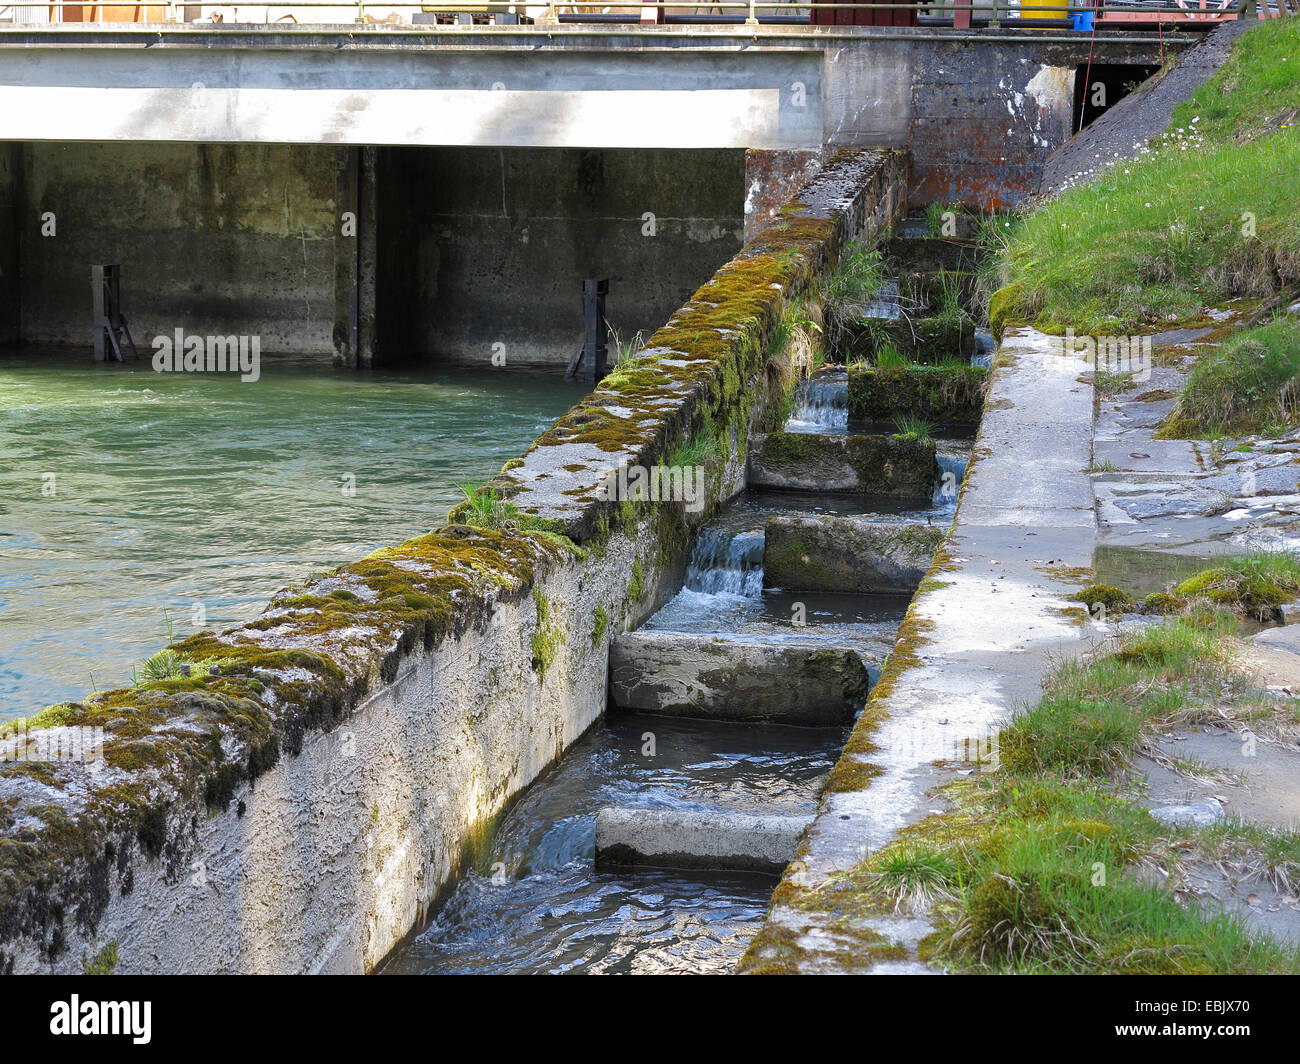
[0,46,823,148]
[0,25,1200,48]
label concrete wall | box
[375,147,744,366]
[101,528,672,975]
[0,142,18,346]
[821,33,1162,208]
[0,26,1183,210]
[15,141,339,354]
[0,148,906,975]
[5,142,744,365]
[904,41,1075,207]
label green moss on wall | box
[988,283,1026,342]
[0,150,907,970]
[530,588,565,678]
[847,365,989,422]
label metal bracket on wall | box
[91,264,140,364]
[564,278,610,383]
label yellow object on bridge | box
[1020,0,1070,19]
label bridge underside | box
[0,26,1181,366]
[0,140,750,366]
[0,46,820,150]
[0,25,1181,203]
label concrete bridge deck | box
[0,25,1183,158]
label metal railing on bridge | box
[2,0,1295,27]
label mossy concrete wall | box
[744,148,823,243]
[475,149,909,544]
[748,431,937,497]
[763,516,944,594]
[846,364,988,423]
[0,147,907,975]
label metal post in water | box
[583,278,609,384]
[92,265,108,363]
[91,264,139,364]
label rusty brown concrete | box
[743,149,824,242]
[903,37,1171,209]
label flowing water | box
[784,366,977,499]
[642,490,919,659]
[387,456,969,974]
[382,712,842,975]
[430,239,988,974]
[387,241,978,975]
[972,331,996,369]
[934,445,970,515]
[380,490,881,974]
[785,367,849,434]
[0,349,586,719]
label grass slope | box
[995,20,1300,334]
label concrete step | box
[883,235,983,273]
[894,213,983,241]
[609,630,871,725]
[595,807,808,875]
[764,515,944,594]
[846,363,987,424]
[747,431,937,497]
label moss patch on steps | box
[847,364,988,423]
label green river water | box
[0,349,586,719]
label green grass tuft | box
[873,341,910,369]
[868,845,964,912]
[891,413,934,444]
[824,242,887,353]
[1000,613,1236,776]
[1162,319,1300,437]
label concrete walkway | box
[740,326,1098,973]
